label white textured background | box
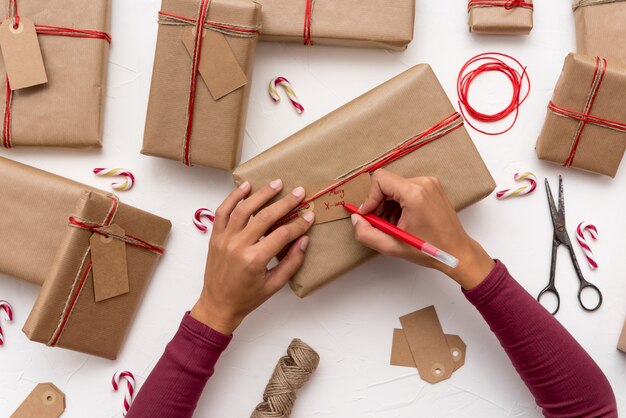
[1,0,625,416]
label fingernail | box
[303,211,315,223]
[239,181,250,190]
[299,236,310,251]
[292,186,305,197]
[358,204,365,213]
[270,179,282,190]
[351,214,359,226]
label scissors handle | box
[578,281,603,312]
[537,284,561,316]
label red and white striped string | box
[193,208,215,232]
[93,168,135,191]
[0,300,13,346]
[496,171,537,199]
[112,370,136,415]
[576,222,599,270]
[269,77,304,114]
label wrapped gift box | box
[0,157,171,359]
[233,65,496,297]
[0,0,110,148]
[468,0,533,35]
[536,54,626,177]
[256,0,415,50]
[574,0,626,65]
[142,0,261,170]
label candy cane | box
[112,371,136,415]
[0,300,13,346]
[193,208,215,233]
[576,222,599,270]
[496,171,537,199]
[93,168,135,191]
[269,77,304,114]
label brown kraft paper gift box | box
[255,0,415,50]
[142,0,261,170]
[467,0,533,35]
[574,0,626,65]
[233,65,496,298]
[0,0,110,148]
[536,54,626,177]
[0,157,171,359]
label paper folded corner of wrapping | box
[142,0,261,170]
[573,0,626,66]
[0,0,111,149]
[256,0,415,50]
[233,64,496,298]
[536,53,626,178]
[467,0,533,35]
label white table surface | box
[1,0,625,416]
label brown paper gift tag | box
[391,330,466,372]
[182,28,248,100]
[0,17,48,90]
[89,225,130,302]
[398,306,457,384]
[304,173,371,225]
[618,317,626,353]
[11,383,65,418]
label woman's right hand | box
[350,169,495,290]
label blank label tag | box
[11,383,65,418]
[0,18,48,90]
[391,329,466,372]
[182,28,248,100]
[90,225,130,302]
[303,173,371,225]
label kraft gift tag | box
[182,28,248,100]
[0,18,47,90]
[89,225,130,302]
[11,383,65,418]
[391,329,466,372]
[304,173,372,225]
[618,318,626,353]
[397,306,459,384]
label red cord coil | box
[457,52,530,136]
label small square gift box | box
[574,0,626,65]
[255,0,415,50]
[233,65,496,297]
[536,54,626,177]
[0,0,111,148]
[142,0,261,170]
[0,157,171,359]
[467,0,533,35]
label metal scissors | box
[537,176,602,315]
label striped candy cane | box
[112,371,136,415]
[576,222,599,270]
[496,171,537,199]
[93,168,135,191]
[193,208,215,233]
[269,77,304,114]
[0,300,13,346]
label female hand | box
[351,169,494,290]
[191,179,314,335]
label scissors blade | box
[558,175,565,223]
[545,178,560,230]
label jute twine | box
[251,339,320,418]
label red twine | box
[468,0,534,11]
[1,0,112,149]
[457,52,530,136]
[303,0,314,45]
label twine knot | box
[504,0,521,9]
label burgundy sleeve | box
[127,313,232,418]
[464,261,617,417]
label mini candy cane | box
[269,77,304,114]
[496,171,537,199]
[112,371,136,415]
[576,222,599,270]
[0,300,13,346]
[193,208,215,233]
[93,168,135,191]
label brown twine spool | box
[251,339,320,418]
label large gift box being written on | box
[0,157,171,359]
[234,65,496,297]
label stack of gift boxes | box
[0,0,624,360]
